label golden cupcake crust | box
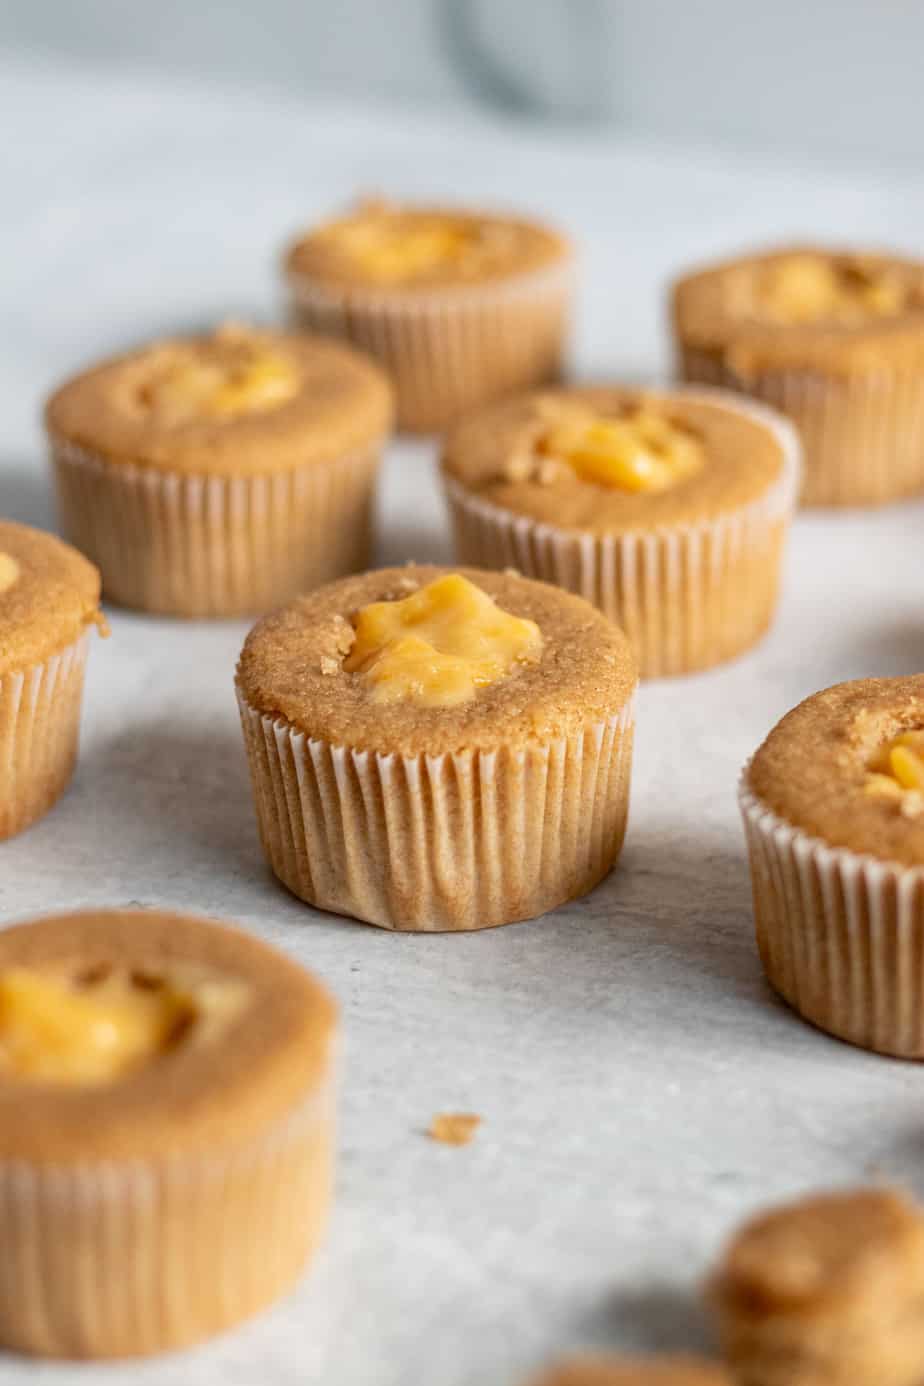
[237,564,637,757]
[45,326,393,477]
[441,386,788,534]
[529,1357,731,1386]
[284,203,571,290]
[0,521,101,677]
[672,244,924,376]
[748,676,924,867]
[0,910,337,1163]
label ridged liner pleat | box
[443,389,800,679]
[0,1081,334,1359]
[0,634,89,841]
[237,688,634,932]
[679,344,924,508]
[49,437,382,618]
[286,263,574,433]
[740,776,924,1058]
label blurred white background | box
[3,0,924,162]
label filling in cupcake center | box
[534,406,704,493]
[0,553,20,594]
[320,209,511,283]
[752,255,908,325]
[344,573,542,706]
[0,965,244,1085]
[137,332,299,425]
[866,731,924,800]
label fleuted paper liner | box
[444,388,801,680]
[678,343,924,508]
[236,687,634,932]
[0,633,89,841]
[739,775,924,1059]
[49,436,382,619]
[285,261,574,433]
[0,1079,334,1359]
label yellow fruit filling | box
[323,212,486,282]
[139,332,299,424]
[757,255,907,325]
[344,573,542,706]
[537,407,704,493]
[0,553,20,595]
[866,731,924,799]
[0,967,228,1085]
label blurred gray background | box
[3,0,923,163]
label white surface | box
[3,57,924,1386]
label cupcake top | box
[237,564,636,756]
[441,386,795,534]
[0,909,336,1162]
[747,675,924,867]
[672,245,924,374]
[284,198,571,291]
[45,323,393,476]
[710,1188,924,1315]
[0,520,102,677]
[529,1358,731,1386]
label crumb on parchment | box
[428,1113,481,1146]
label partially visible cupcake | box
[0,908,337,1358]
[672,245,924,506]
[527,1357,731,1385]
[742,675,924,1057]
[236,565,636,931]
[0,520,103,840]
[46,323,393,618]
[283,199,574,432]
[441,385,799,678]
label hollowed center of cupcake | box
[321,209,507,283]
[753,255,908,325]
[137,330,299,425]
[866,731,924,802]
[344,573,542,706]
[0,964,245,1085]
[534,406,704,493]
[0,553,20,595]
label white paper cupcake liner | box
[0,1079,334,1359]
[444,388,800,679]
[236,686,634,932]
[49,436,382,618]
[679,344,924,507]
[0,633,90,841]
[739,774,924,1058]
[285,261,575,433]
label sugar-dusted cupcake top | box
[0,909,336,1162]
[284,199,572,290]
[528,1357,731,1386]
[45,323,393,476]
[237,565,636,756]
[442,386,795,534]
[672,245,924,374]
[747,674,924,867]
[0,520,102,676]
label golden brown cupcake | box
[708,1188,924,1386]
[441,385,799,678]
[0,520,103,840]
[741,674,924,1056]
[45,323,393,618]
[0,908,337,1358]
[283,199,574,432]
[672,245,924,506]
[236,564,636,931]
[527,1356,731,1385]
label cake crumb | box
[428,1113,481,1146]
[320,655,340,676]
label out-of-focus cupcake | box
[45,323,393,618]
[0,520,103,840]
[672,245,924,506]
[283,199,574,432]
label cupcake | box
[708,1188,924,1386]
[283,199,574,432]
[441,385,800,678]
[528,1357,731,1385]
[740,674,924,1057]
[0,908,337,1358]
[671,245,924,507]
[236,565,636,931]
[0,520,103,840]
[45,323,393,618]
